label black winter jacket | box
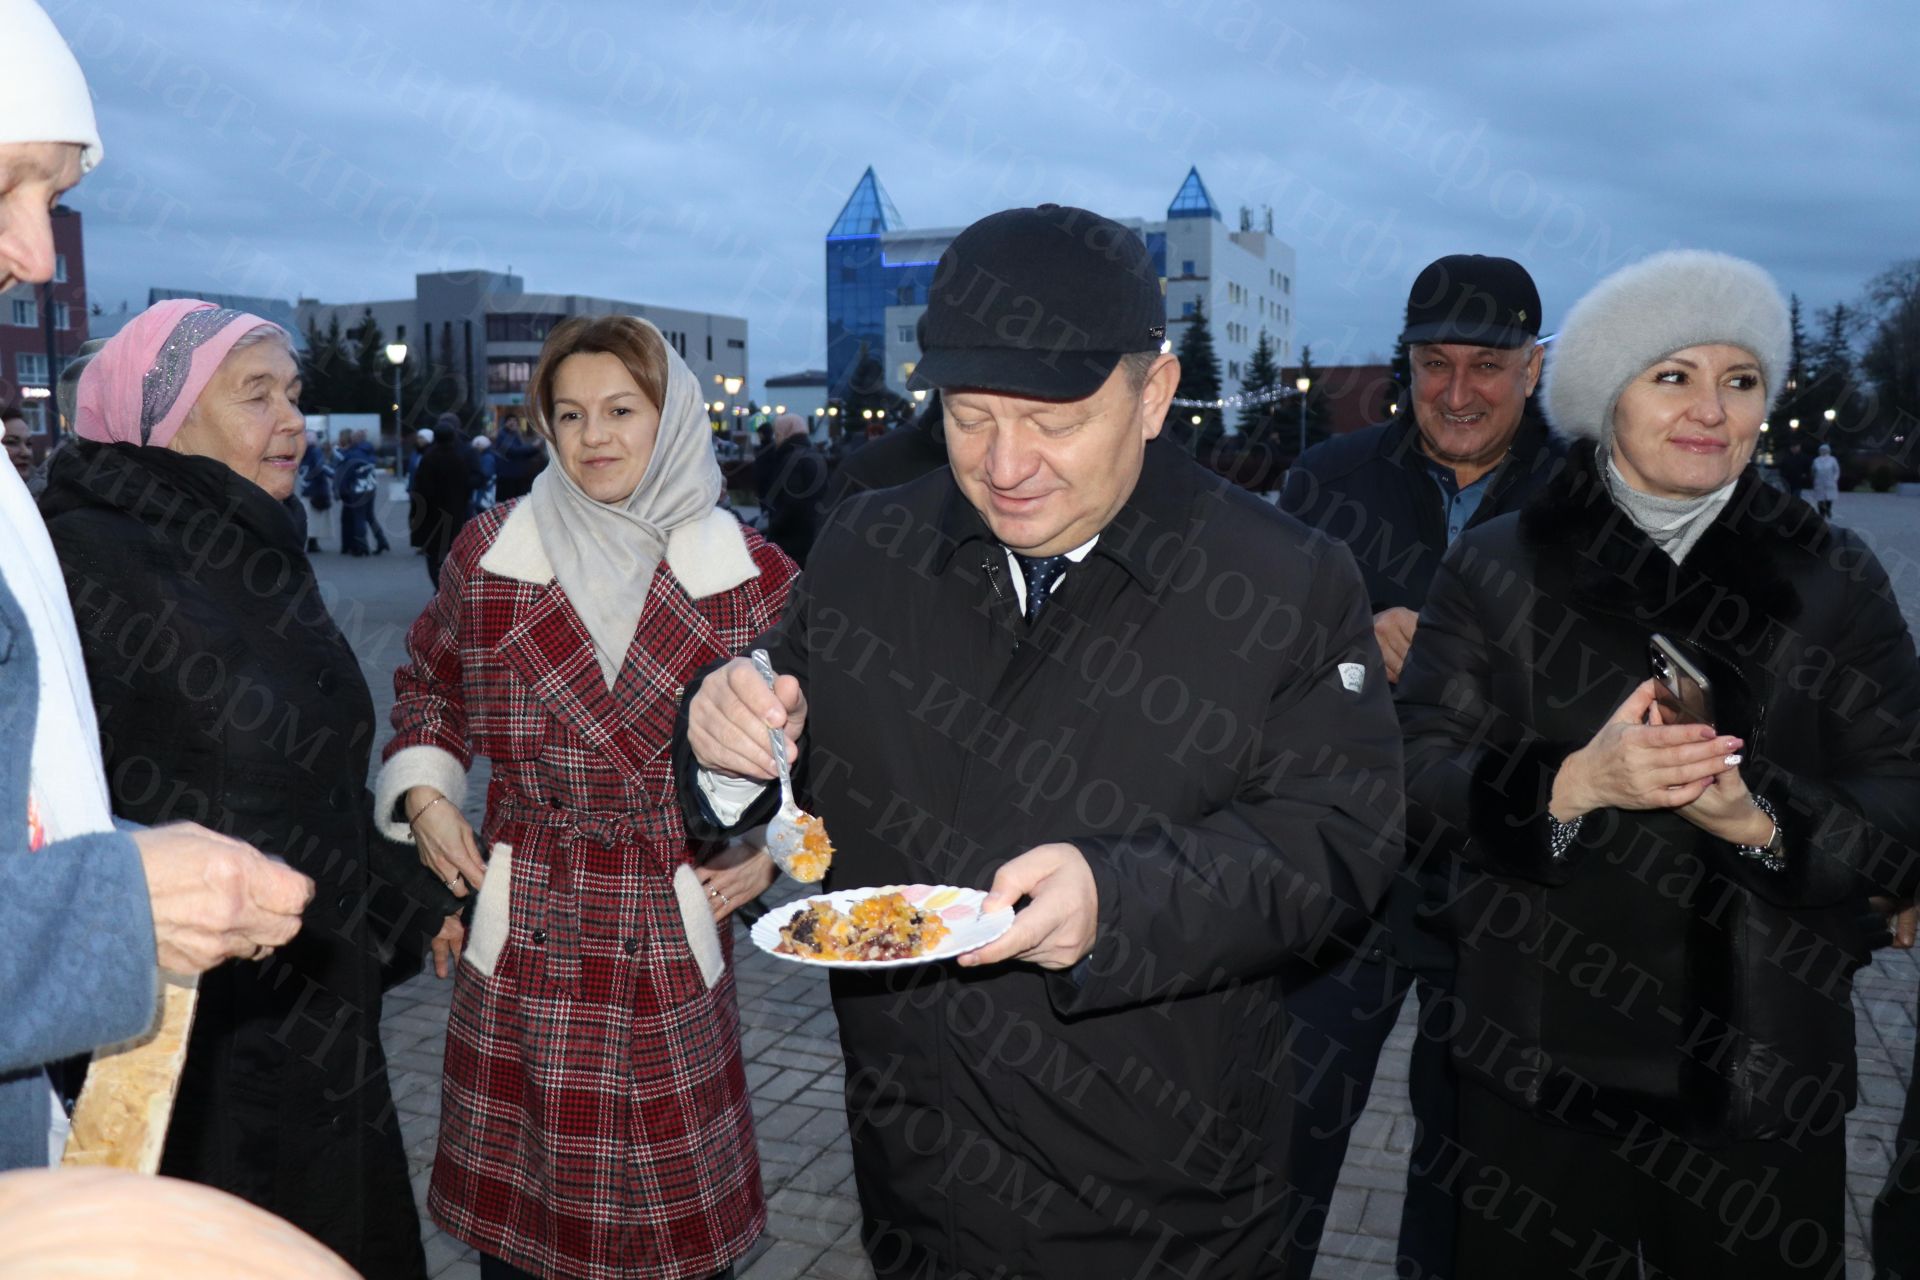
[759,436,830,567]
[821,397,948,516]
[1280,408,1565,972]
[409,441,472,556]
[1280,407,1563,612]
[41,442,457,1278]
[1398,441,1920,1144]
[679,442,1405,1278]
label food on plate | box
[776,891,951,962]
[788,812,834,882]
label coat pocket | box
[464,843,513,977]
[672,864,724,990]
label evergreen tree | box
[1390,333,1410,405]
[1787,294,1809,391]
[1810,303,1858,386]
[1292,344,1331,453]
[836,343,910,439]
[1237,328,1280,438]
[1773,293,1816,432]
[301,311,465,438]
[1174,298,1223,439]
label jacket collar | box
[478,499,759,600]
[41,441,305,555]
[1517,440,1823,644]
[928,436,1201,594]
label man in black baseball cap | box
[904,202,1175,559]
[908,202,1167,401]
[678,202,1403,1277]
[1277,253,1564,1280]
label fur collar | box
[478,499,758,600]
[1516,440,1829,663]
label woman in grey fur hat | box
[1394,249,1920,1277]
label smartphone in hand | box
[1648,633,1714,726]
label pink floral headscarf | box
[73,298,282,448]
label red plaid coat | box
[384,500,795,1280]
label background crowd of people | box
[4,2,1919,1279]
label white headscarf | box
[0,0,104,171]
[527,321,725,687]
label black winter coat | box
[41,442,459,1278]
[1398,441,1920,1145]
[759,437,830,567]
[1280,409,1566,973]
[821,397,947,516]
[1280,406,1564,613]
[679,442,1405,1278]
[410,442,472,557]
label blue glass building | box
[824,168,938,399]
[823,167,1294,403]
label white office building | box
[849,167,1296,399]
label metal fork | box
[749,649,827,881]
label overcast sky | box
[48,0,1920,401]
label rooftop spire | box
[1166,166,1222,222]
[827,166,905,238]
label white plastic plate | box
[750,884,1015,970]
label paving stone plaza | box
[325,490,1920,1280]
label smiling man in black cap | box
[676,203,1404,1278]
[1276,253,1566,1280]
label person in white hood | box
[0,0,314,1171]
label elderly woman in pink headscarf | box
[38,298,461,1279]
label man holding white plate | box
[676,203,1405,1279]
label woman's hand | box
[407,785,486,898]
[430,913,465,978]
[1671,753,1775,846]
[1549,681,1744,821]
[696,842,777,922]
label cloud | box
[49,0,1920,397]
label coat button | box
[329,786,350,812]
[315,668,337,694]
[531,928,547,945]
[622,938,638,957]
[335,891,355,915]
[548,796,563,809]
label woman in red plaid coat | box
[375,315,796,1280]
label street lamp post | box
[385,342,408,451]
[1295,375,1312,457]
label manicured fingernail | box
[1724,754,1743,765]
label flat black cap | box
[910,203,1166,401]
[1401,254,1541,349]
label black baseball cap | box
[1400,254,1541,349]
[910,203,1166,401]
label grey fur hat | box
[1544,249,1790,442]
